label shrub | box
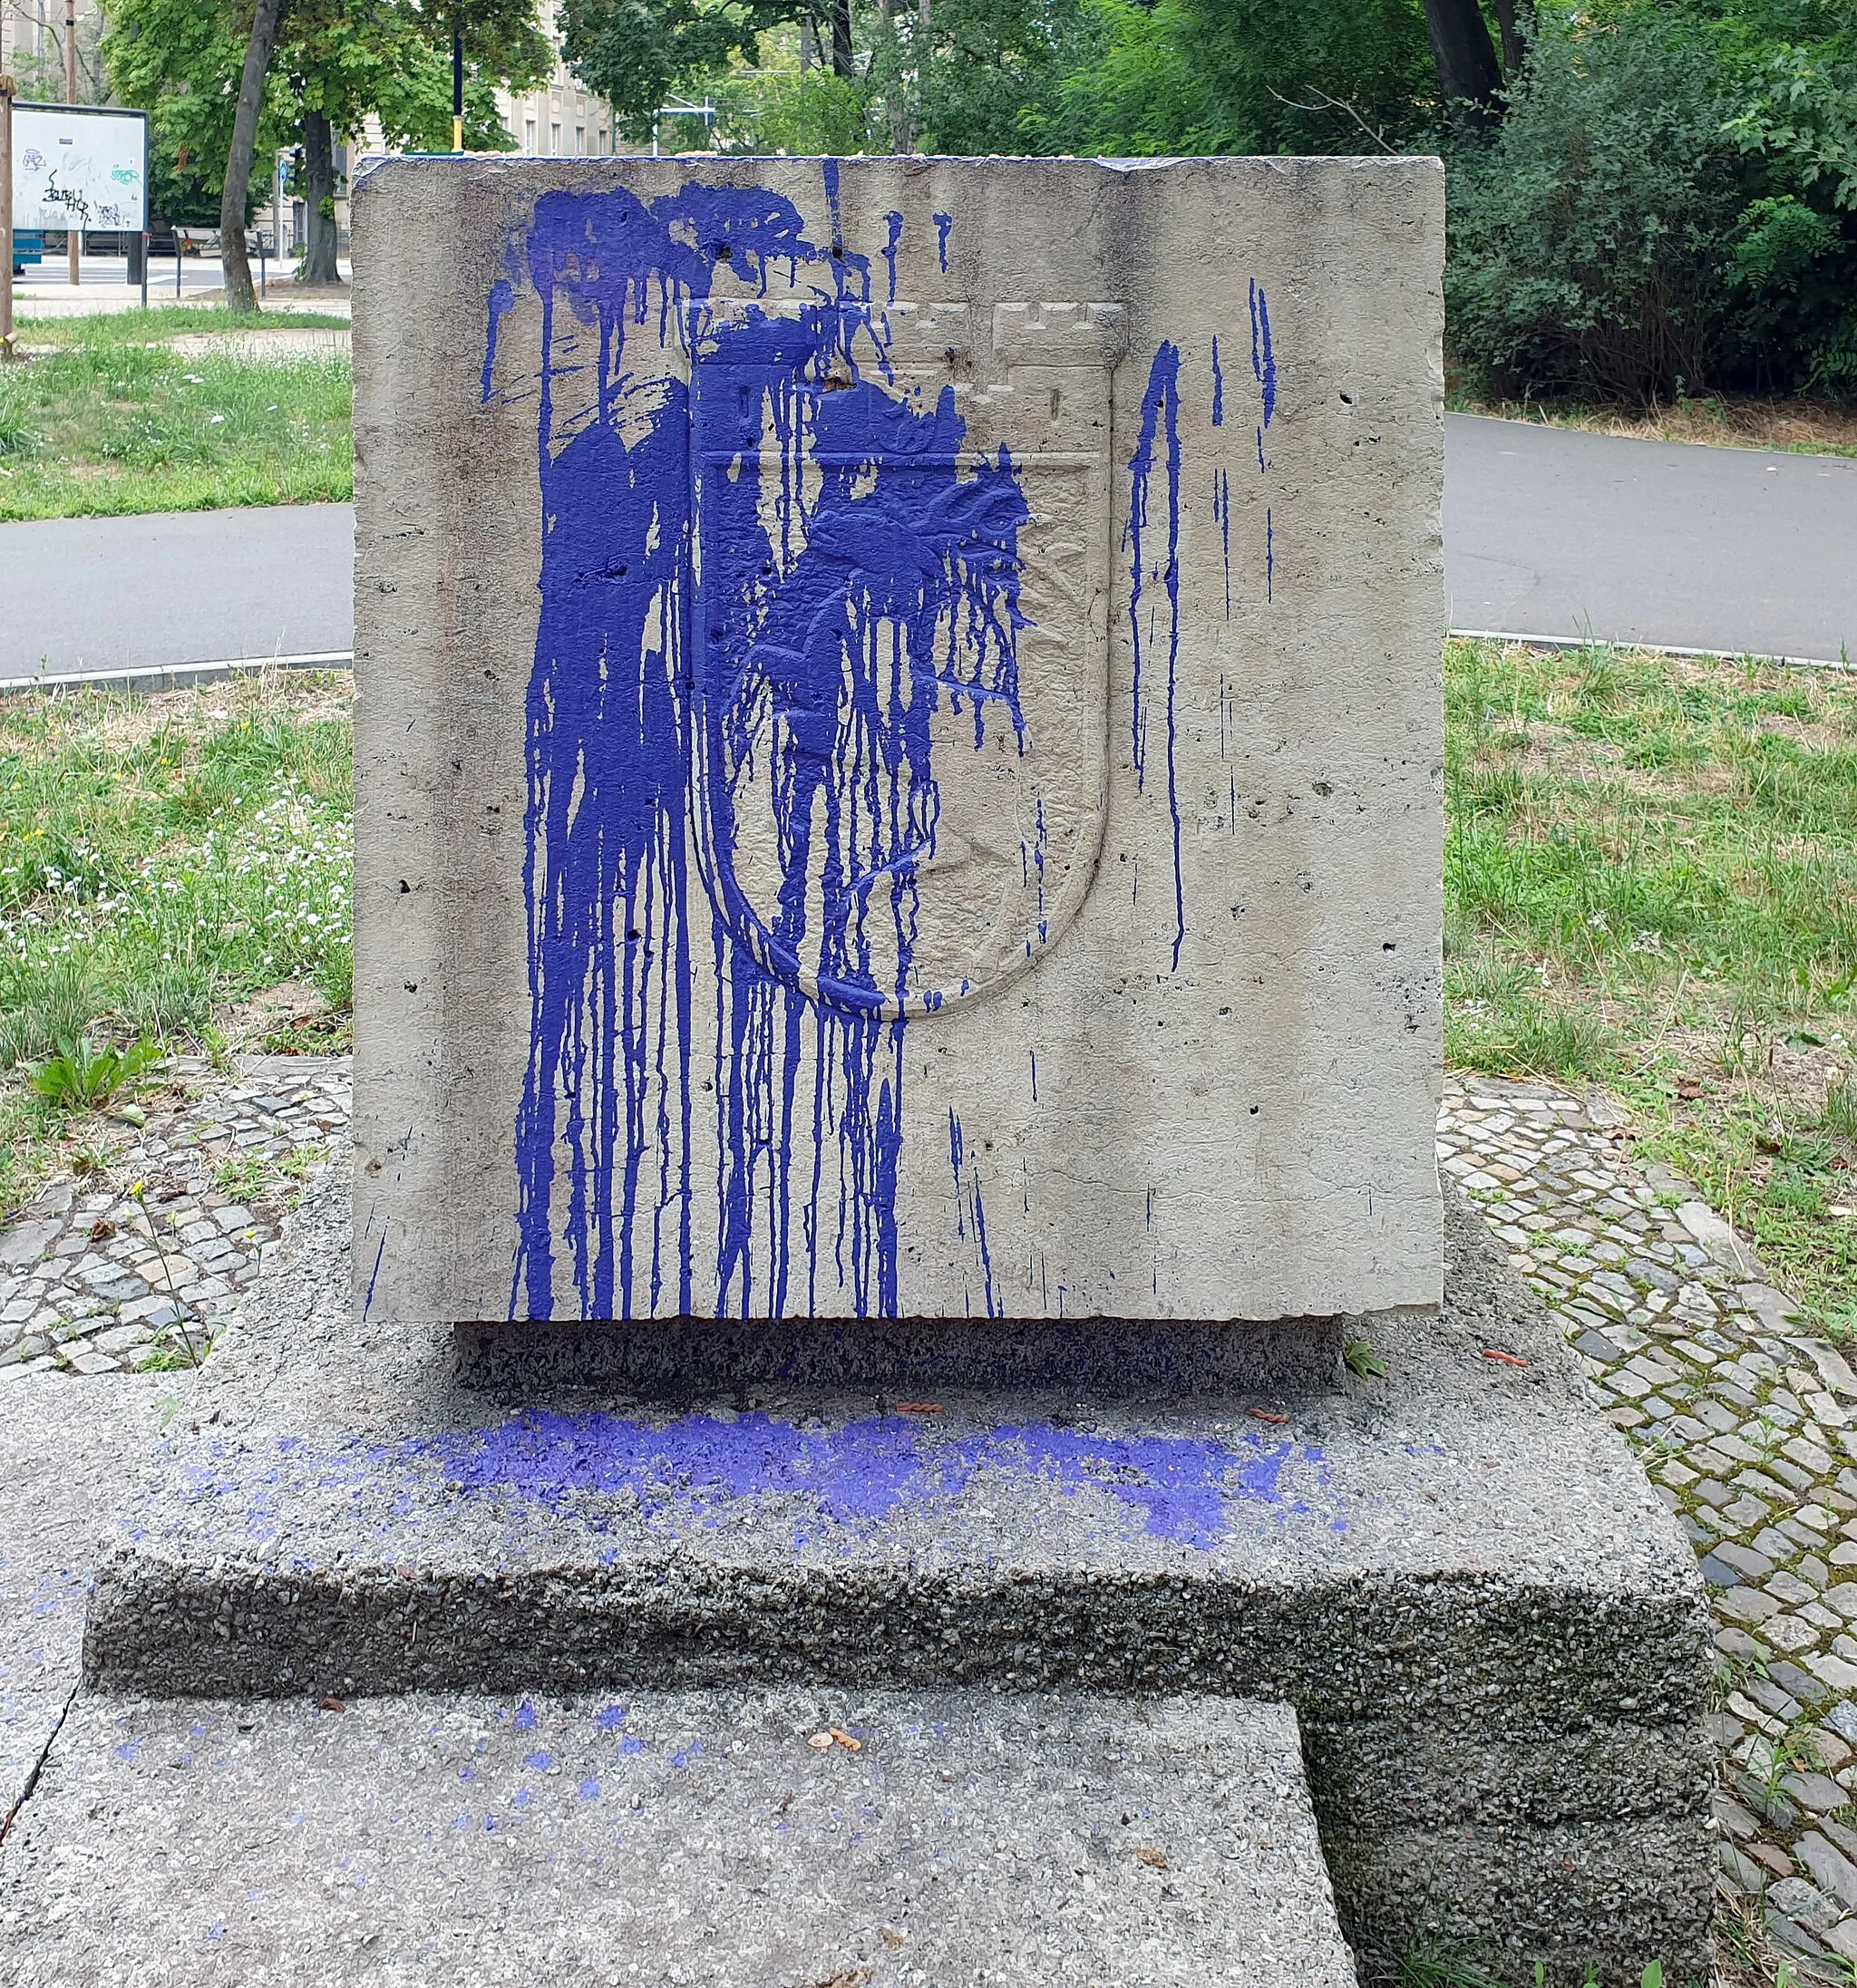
[1447,10,1754,402]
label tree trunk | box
[1422,0,1503,121]
[1490,0,1531,76]
[219,0,286,314]
[298,110,340,285]
[830,0,852,80]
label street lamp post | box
[64,0,78,285]
[452,19,464,151]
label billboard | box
[10,103,149,235]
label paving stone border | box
[0,1054,349,1377]
[1442,1072,1857,1981]
[5,1052,1852,1974]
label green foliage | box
[565,0,797,135]
[28,1038,164,1112]
[1446,11,1753,403]
[1026,0,1237,156]
[1168,0,1434,153]
[103,0,549,213]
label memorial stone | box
[351,155,1445,1346]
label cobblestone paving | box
[0,1054,349,1377]
[1442,1071,1857,1980]
[3,1052,1852,1970]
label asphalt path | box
[1445,414,1857,662]
[0,505,355,678]
[3,416,1854,677]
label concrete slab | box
[0,1375,175,1833]
[81,1174,1714,1979]
[351,154,1446,1331]
[0,1688,1355,1986]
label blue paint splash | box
[1125,344,1186,973]
[1210,335,1223,427]
[932,212,952,272]
[498,179,1031,1323]
[416,1407,1323,1551]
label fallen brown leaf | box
[1135,1846,1168,1869]
[807,1731,835,1750]
[317,1696,346,1713]
[1247,1408,1289,1425]
[829,1728,862,1751]
[1482,1349,1527,1369]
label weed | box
[1823,1076,1857,1149]
[1345,1339,1389,1380]
[28,1036,162,1110]
[127,1180,203,1368]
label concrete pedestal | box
[81,1177,1714,1982]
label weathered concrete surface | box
[352,155,1445,1329]
[0,1374,174,1833]
[0,1689,1356,1987]
[84,1172,1713,1981]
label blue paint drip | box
[1125,344,1186,973]
[932,212,952,272]
[1210,335,1223,426]
[881,210,903,301]
[1249,279,1275,428]
[947,1108,1000,1318]
[363,1230,385,1321]
[1267,506,1274,602]
[483,278,514,402]
[504,183,1032,1324]
[416,1407,1321,1550]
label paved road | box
[0,506,355,678]
[1445,413,1857,662]
[5,416,1855,676]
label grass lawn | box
[0,674,353,1217]
[0,306,352,521]
[2,642,1855,1349]
[1447,636,1857,1331]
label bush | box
[1447,11,1753,402]
[1447,5,1857,403]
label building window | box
[597,127,608,152]
[525,118,536,152]
[550,122,561,153]
[575,125,585,154]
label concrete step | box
[0,1687,1357,1987]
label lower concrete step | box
[0,1687,1354,1987]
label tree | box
[222,0,287,310]
[564,0,808,134]
[1420,0,1502,121]
[105,0,549,296]
[278,0,549,282]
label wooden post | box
[1,75,15,362]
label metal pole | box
[176,235,181,298]
[64,0,79,286]
[140,230,147,309]
[0,76,15,364]
[452,21,464,152]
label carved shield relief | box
[688,299,1123,1018]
